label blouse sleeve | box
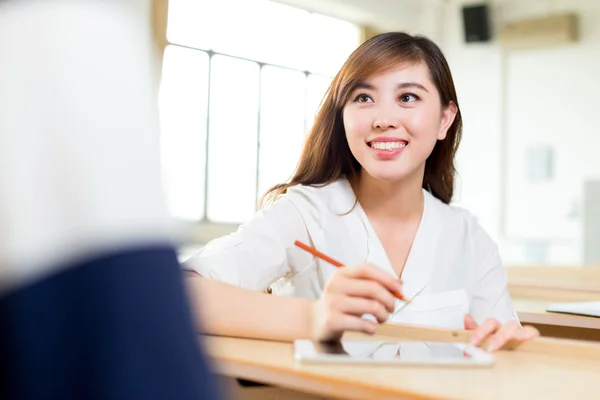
[183,196,315,291]
[469,225,520,325]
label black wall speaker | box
[462,4,491,43]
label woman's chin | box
[364,170,409,183]
[360,163,422,184]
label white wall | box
[437,0,600,265]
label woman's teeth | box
[370,141,407,151]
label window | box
[159,0,361,224]
[159,46,208,221]
[258,65,306,201]
[207,55,259,223]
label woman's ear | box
[437,102,458,140]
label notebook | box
[546,302,600,318]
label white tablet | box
[294,340,495,367]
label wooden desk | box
[506,266,600,341]
[513,298,600,341]
[514,298,600,329]
[205,334,600,400]
[506,266,600,292]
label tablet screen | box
[294,340,495,366]
[314,341,472,361]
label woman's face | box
[342,61,457,183]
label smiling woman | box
[263,32,461,206]
[343,62,457,185]
[182,32,539,351]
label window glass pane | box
[159,46,209,221]
[165,0,361,223]
[305,74,332,132]
[306,13,361,75]
[239,2,309,70]
[167,0,358,74]
[258,66,307,200]
[207,55,259,223]
[166,0,215,50]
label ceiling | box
[271,0,446,32]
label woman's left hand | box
[464,314,539,352]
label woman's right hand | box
[309,263,403,342]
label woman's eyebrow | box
[353,81,375,91]
[352,81,430,93]
[396,82,429,92]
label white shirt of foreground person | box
[184,179,519,329]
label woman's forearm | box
[185,273,314,342]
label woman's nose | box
[372,105,401,131]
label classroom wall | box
[421,0,600,266]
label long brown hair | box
[261,32,462,207]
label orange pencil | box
[294,240,405,300]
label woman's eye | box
[400,93,419,103]
[353,94,373,103]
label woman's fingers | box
[485,320,521,351]
[332,295,391,322]
[469,318,501,346]
[464,314,479,330]
[519,325,540,340]
[314,264,403,341]
[343,264,404,299]
[326,313,379,336]
[313,298,379,340]
[468,318,541,352]
[339,278,397,313]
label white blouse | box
[184,179,519,329]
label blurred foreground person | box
[0,2,223,399]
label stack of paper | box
[546,302,600,317]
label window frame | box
[155,0,368,243]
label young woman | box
[184,32,538,351]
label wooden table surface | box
[506,266,600,292]
[513,298,600,329]
[506,266,600,340]
[204,332,600,400]
[204,267,600,399]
